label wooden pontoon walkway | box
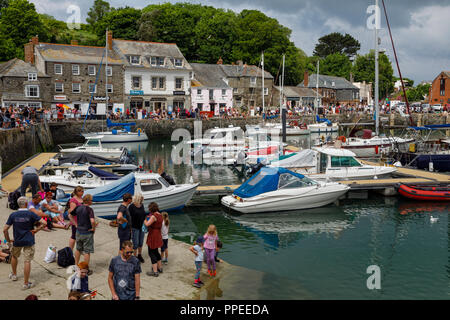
[1,153,57,192]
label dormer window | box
[151,56,165,66]
[28,73,37,81]
[130,56,141,65]
[174,58,183,67]
[324,81,327,85]
[332,81,335,87]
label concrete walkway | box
[0,197,227,300]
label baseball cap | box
[196,236,204,244]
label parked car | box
[432,104,443,112]
[421,104,431,113]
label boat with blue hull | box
[57,172,198,218]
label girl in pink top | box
[203,224,218,276]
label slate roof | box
[190,63,230,89]
[0,58,48,77]
[299,74,358,90]
[219,64,273,79]
[35,43,123,65]
[274,86,321,98]
[112,39,192,70]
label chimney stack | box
[71,39,78,46]
[304,71,309,87]
[217,57,223,65]
[107,30,113,50]
[24,36,38,65]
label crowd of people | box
[1,167,223,300]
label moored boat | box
[221,167,350,213]
[397,184,450,201]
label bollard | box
[389,113,395,136]
[417,113,423,128]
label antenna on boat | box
[261,51,265,117]
[316,59,319,122]
[104,29,108,134]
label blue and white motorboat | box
[221,167,349,214]
[57,172,198,217]
[82,119,148,143]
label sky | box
[30,0,450,84]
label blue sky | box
[30,0,450,83]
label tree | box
[320,53,352,79]
[353,50,394,99]
[406,83,430,102]
[0,34,16,61]
[137,10,160,42]
[86,0,111,30]
[0,0,9,12]
[94,7,141,44]
[313,32,360,59]
[39,14,68,43]
[0,0,47,49]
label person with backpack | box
[3,196,47,289]
[69,194,96,272]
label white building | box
[353,81,373,105]
[111,34,192,114]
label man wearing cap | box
[20,165,43,197]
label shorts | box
[49,212,60,219]
[11,246,35,262]
[161,239,168,252]
[118,230,131,251]
[76,232,94,254]
[71,225,77,240]
[131,228,145,249]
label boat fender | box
[429,162,434,172]
[375,145,379,154]
[337,136,346,143]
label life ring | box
[289,120,299,127]
[299,123,307,130]
[337,136,347,143]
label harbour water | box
[121,136,449,300]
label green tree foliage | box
[86,0,110,30]
[313,32,360,58]
[353,50,394,99]
[406,83,430,102]
[0,34,16,61]
[94,7,141,45]
[0,0,9,12]
[0,0,47,48]
[320,53,352,79]
[39,14,68,43]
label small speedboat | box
[57,172,199,217]
[59,136,126,159]
[82,119,148,143]
[397,184,450,201]
[221,167,350,213]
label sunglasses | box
[124,251,134,255]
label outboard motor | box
[161,172,176,185]
[246,162,265,177]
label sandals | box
[22,282,34,290]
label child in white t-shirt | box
[161,212,170,264]
[189,236,205,288]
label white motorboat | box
[307,122,339,133]
[246,123,310,136]
[270,147,396,180]
[339,132,414,158]
[221,167,349,213]
[58,136,126,159]
[57,172,199,217]
[40,165,125,192]
[186,126,244,147]
[82,119,148,143]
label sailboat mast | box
[375,0,380,136]
[105,30,108,131]
[262,52,265,115]
[316,59,319,120]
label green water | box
[124,137,449,300]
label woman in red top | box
[144,202,163,277]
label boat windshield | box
[330,156,361,167]
[85,139,100,147]
[278,173,316,189]
[72,170,94,178]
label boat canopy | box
[316,115,332,125]
[58,153,119,165]
[234,167,307,199]
[88,166,120,180]
[107,119,136,128]
[269,149,316,168]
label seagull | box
[430,216,439,223]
